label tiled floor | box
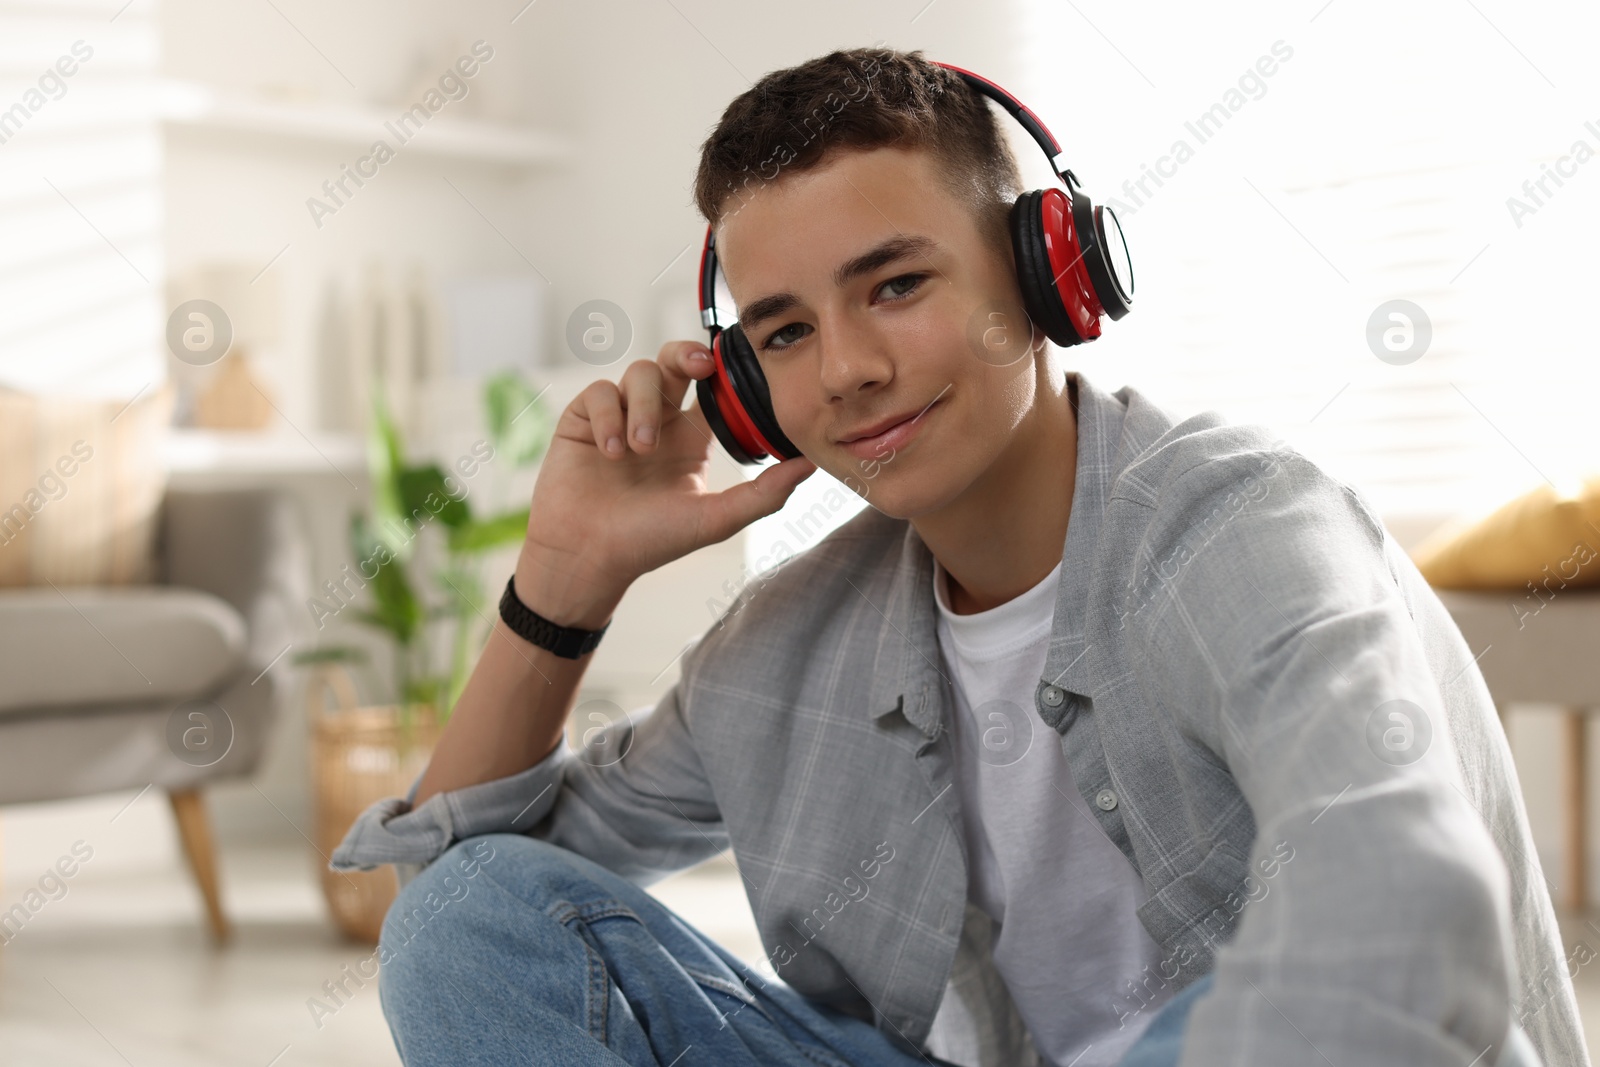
[3,843,1599,1065]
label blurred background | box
[1,0,1598,1063]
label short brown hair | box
[693,47,1024,260]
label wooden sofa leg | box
[168,788,231,943]
[1566,710,1589,913]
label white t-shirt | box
[932,556,1174,1067]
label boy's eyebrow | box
[736,234,942,337]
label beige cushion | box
[0,384,173,587]
[0,586,245,714]
[1411,475,1600,590]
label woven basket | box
[308,663,442,943]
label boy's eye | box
[877,273,927,300]
[757,273,929,352]
[761,322,810,352]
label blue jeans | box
[375,834,1537,1066]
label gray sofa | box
[0,487,308,941]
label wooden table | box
[1437,588,1600,911]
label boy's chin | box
[846,468,965,522]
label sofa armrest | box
[157,488,311,672]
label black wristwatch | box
[498,575,611,659]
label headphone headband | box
[928,62,1072,180]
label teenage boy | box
[332,47,1585,1067]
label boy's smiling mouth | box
[836,390,949,460]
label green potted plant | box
[347,369,553,726]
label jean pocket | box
[680,965,861,1067]
[682,964,760,1009]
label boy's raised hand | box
[517,340,816,622]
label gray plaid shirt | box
[332,369,1585,1067]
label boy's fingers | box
[619,361,664,451]
[576,381,627,457]
[699,456,816,542]
[657,340,716,411]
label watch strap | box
[498,575,610,659]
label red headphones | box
[695,60,1134,465]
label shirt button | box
[1040,685,1065,709]
[1095,788,1118,811]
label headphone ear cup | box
[1009,190,1086,347]
[1069,187,1133,320]
[718,324,800,461]
[695,334,762,465]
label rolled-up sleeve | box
[328,738,572,882]
[329,657,729,889]
[1129,446,1520,1067]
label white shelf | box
[162,427,367,476]
[157,80,571,167]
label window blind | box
[0,0,163,399]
